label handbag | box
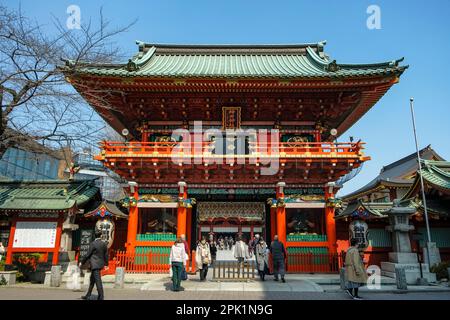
[181,267,188,280]
[80,260,91,271]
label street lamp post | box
[409,97,432,265]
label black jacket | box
[81,238,109,270]
[270,240,287,261]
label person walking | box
[248,234,260,258]
[224,236,229,250]
[233,235,249,263]
[270,235,287,283]
[0,242,5,262]
[228,236,234,251]
[196,237,212,281]
[255,237,269,281]
[218,237,224,250]
[169,238,187,291]
[180,234,190,281]
[180,234,189,255]
[344,238,368,300]
[79,229,109,300]
[209,237,217,263]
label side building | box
[337,146,450,266]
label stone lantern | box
[381,200,436,284]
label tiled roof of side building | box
[342,146,445,201]
[402,160,450,200]
[335,200,392,220]
[62,41,408,79]
[0,180,100,211]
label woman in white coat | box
[196,237,212,281]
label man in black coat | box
[270,235,287,283]
[79,230,109,300]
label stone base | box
[381,262,436,284]
[61,262,79,282]
[388,252,419,264]
[44,270,64,287]
[63,264,82,290]
[0,271,17,285]
[423,242,441,268]
[44,271,51,286]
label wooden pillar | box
[126,182,139,254]
[324,182,337,253]
[276,182,287,246]
[270,206,277,242]
[52,216,64,265]
[186,207,192,250]
[5,216,17,264]
[142,131,148,142]
[315,130,321,142]
[270,207,276,240]
[177,182,187,238]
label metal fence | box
[103,250,196,274]
[286,253,341,273]
[101,251,341,275]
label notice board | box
[13,221,57,248]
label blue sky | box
[5,0,450,195]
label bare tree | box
[0,5,135,163]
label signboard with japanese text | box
[12,221,57,248]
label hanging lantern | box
[95,218,115,249]
[349,220,369,249]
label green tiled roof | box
[336,199,391,220]
[421,160,450,190]
[0,180,100,212]
[342,146,444,201]
[84,199,128,219]
[63,41,407,79]
[405,198,450,218]
[403,160,450,199]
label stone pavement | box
[139,277,323,292]
[5,272,450,294]
[1,286,450,300]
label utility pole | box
[409,98,432,265]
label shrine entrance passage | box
[197,202,265,243]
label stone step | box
[381,270,437,284]
[381,262,430,273]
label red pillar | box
[52,217,64,265]
[126,182,139,254]
[5,217,17,264]
[276,182,287,246]
[177,182,187,238]
[186,207,192,249]
[324,182,337,253]
[270,207,277,241]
